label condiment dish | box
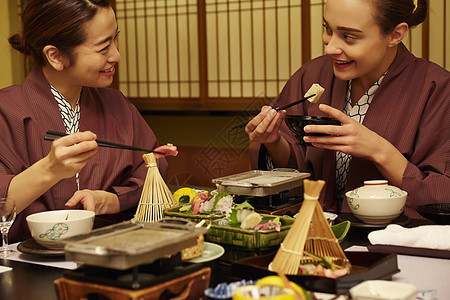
[350,280,418,300]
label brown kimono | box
[0,68,168,242]
[250,44,450,219]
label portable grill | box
[54,219,211,299]
[212,169,310,215]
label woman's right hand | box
[245,106,286,144]
[45,131,98,180]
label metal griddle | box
[212,169,310,197]
[61,219,206,270]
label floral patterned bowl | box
[345,180,407,224]
[26,210,95,249]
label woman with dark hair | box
[0,0,176,242]
[246,0,449,218]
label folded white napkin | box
[368,224,450,251]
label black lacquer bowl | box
[285,115,341,146]
[416,203,450,225]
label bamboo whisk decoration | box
[269,179,349,275]
[134,153,177,222]
[269,179,325,274]
[302,199,348,266]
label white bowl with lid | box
[345,180,407,224]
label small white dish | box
[350,280,418,300]
[324,212,338,225]
[187,242,225,263]
[26,210,95,249]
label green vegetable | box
[179,204,192,212]
[304,251,339,270]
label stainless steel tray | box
[212,169,310,196]
[62,219,206,270]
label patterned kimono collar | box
[49,85,81,134]
[49,84,81,190]
[344,73,387,120]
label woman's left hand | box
[303,104,388,161]
[65,190,120,215]
[303,104,408,187]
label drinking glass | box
[0,198,16,257]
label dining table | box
[1,215,449,300]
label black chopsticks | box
[44,130,166,155]
[231,94,316,130]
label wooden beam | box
[197,0,208,105]
[301,0,311,64]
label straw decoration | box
[269,179,349,275]
[302,202,348,265]
[269,179,325,274]
[134,153,177,222]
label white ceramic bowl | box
[350,280,418,300]
[26,210,95,249]
[345,180,407,224]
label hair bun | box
[411,0,427,26]
[8,32,30,55]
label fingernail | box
[270,109,276,116]
[304,126,311,132]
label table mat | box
[367,244,450,259]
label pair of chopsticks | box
[44,130,166,155]
[231,93,316,130]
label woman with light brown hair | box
[246,0,449,218]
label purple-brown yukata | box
[0,68,168,242]
[250,44,450,219]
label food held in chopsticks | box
[231,83,324,130]
[303,83,325,104]
[277,83,325,111]
[269,179,351,278]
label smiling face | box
[63,6,120,89]
[322,0,398,86]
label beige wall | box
[0,0,23,89]
[2,1,449,91]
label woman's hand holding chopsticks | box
[8,131,98,214]
[45,130,167,155]
[245,106,286,144]
[245,106,292,167]
[46,131,98,179]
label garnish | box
[229,200,254,226]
